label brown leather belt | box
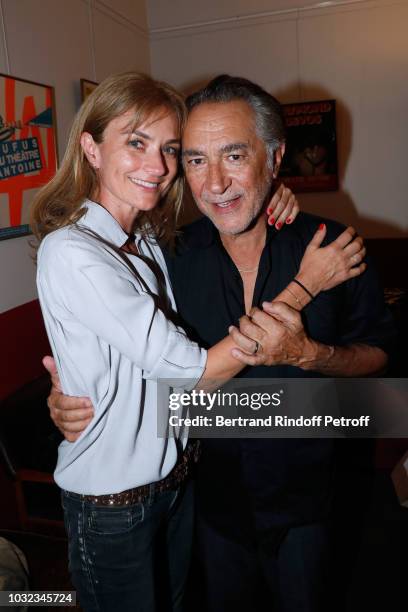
[65,441,200,507]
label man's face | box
[182,100,274,236]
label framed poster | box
[279,100,338,193]
[80,78,98,102]
[0,73,57,240]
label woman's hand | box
[266,183,299,229]
[296,224,366,296]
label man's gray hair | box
[185,74,286,169]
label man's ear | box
[80,132,100,169]
[273,142,286,178]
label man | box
[47,75,393,611]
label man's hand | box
[229,302,318,368]
[228,302,387,376]
[43,356,94,442]
[266,183,299,229]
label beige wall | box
[0,0,149,313]
[147,0,321,29]
[149,0,408,239]
[2,0,408,314]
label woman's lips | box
[129,177,160,190]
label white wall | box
[147,0,323,29]
[2,0,408,313]
[149,0,408,239]
[0,0,150,313]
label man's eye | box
[228,154,243,162]
[129,139,144,149]
[187,158,204,166]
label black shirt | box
[164,212,394,537]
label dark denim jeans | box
[194,516,329,612]
[61,479,194,612]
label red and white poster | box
[0,73,57,240]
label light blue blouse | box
[37,200,207,495]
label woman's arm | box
[198,224,366,389]
[276,223,365,310]
[45,223,366,430]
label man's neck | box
[220,214,267,265]
[220,214,267,314]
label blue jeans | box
[61,479,194,612]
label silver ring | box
[253,341,260,355]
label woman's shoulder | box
[38,224,104,269]
[38,226,72,259]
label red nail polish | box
[276,222,282,230]
[286,217,292,224]
[319,223,325,230]
[269,217,275,225]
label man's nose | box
[205,162,231,194]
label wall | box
[149,0,408,238]
[0,0,149,395]
[0,0,149,315]
[1,0,408,392]
[148,0,322,29]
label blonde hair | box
[30,71,187,244]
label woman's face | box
[82,108,180,227]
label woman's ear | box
[273,143,286,178]
[80,132,100,170]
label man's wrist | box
[298,339,334,371]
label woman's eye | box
[163,146,179,157]
[129,139,144,150]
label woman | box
[31,72,365,612]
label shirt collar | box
[77,199,130,247]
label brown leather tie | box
[121,232,138,255]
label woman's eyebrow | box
[122,128,180,146]
[164,139,181,146]
[134,129,150,139]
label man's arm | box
[229,301,388,376]
[43,357,94,442]
[45,224,369,437]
